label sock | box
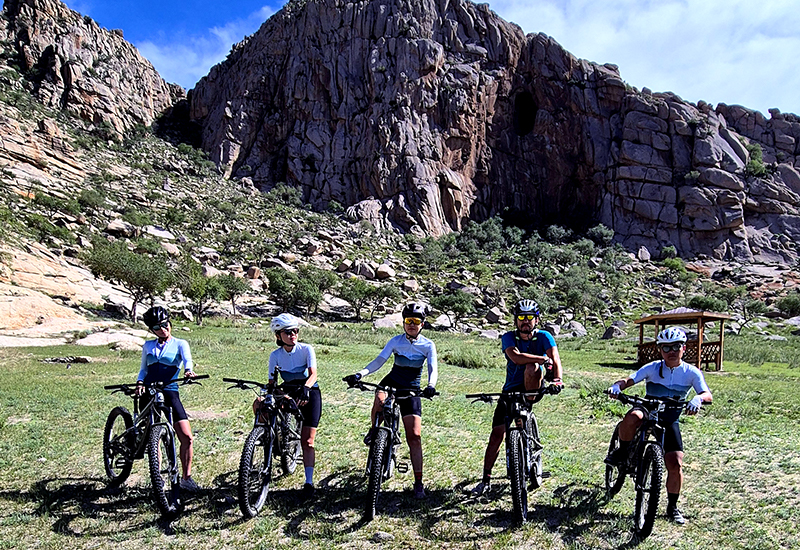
[668,492,679,510]
[304,466,314,486]
[414,471,423,483]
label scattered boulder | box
[601,325,628,339]
[376,264,396,279]
[485,307,503,324]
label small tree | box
[84,240,173,322]
[265,268,301,311]
[431,289,475,330]
[178,259,225,325]
[777,291,800,317]
[338,278,376,322]
[218,273,251,315]
[369,285,403,320]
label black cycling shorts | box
[379,374,421,418]
[140,389,189,422]
[634,405,684,454]
[299,387,322,429]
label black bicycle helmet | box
[513,299,541,317]
[142,306,170,328]
[402,302,428,321]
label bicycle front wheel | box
[280,414,302,475]
[633,443,664,539]
[147,425,182,517]
[506,429,528,524]
[103,406,134,487]
[527,413,543,489]
[365,428,390,522]
[605,423,626,497]
[238,425,273,518]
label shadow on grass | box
[598,362,637,371]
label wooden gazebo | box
[634,307,731,371]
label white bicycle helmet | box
[514,299,541,317]
[656,327,687,344]
[270,313,300,334]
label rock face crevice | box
[1,0,184,135]
[189,0,800,261]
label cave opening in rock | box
[513,91,537,136]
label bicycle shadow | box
[0,477,179,536]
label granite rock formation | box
[190,0,800,261]
[0,0,184,135]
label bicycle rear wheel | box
[634,443,664,539]
[103,406,134,487]
[605,423,627,497]
[365,429,390,522]
[527,413,543,489]
[238,426,273,518]
[506,429,528,524]
[280,414,302,475]
[147,425,182,517]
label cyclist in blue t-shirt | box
[135,306,201,493]
[470,299,563,496]
[343,302,438,500]
[605,326,712,525]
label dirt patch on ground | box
[188,410,231,421]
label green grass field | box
[1,322,799,549]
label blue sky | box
[62,0,800,117]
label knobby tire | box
[528,413,543,489]
[238,425,273,518]
[507,429,528,524]
[147,425,181,517]
[280,414,302,475]
[103,406,134,487]
[605,423,627,497]
[634,443,664,539]
[365,428,390,522]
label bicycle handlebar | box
[344,379,439,399]
[606,391,690,408]
[466,383,559,403]
[104,374,209,392]
[222,377,301,394]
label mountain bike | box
[102,374,209,517]
[604,392,690,539]
[466,384,560,524]
[344,380,437,521]
[223,377,304,518]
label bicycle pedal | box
[541,471,551,479]
[396,462,409,474]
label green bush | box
[687,295,728,313]
[77,189,105,212]
[587,224,614,247]
[777,292,800,317]
[265,183,303,207]
[745,142,767,178]
[431,289,475,329]
[121,208,152,227]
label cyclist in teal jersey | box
[136,306,200,492]
[343,303,438,499]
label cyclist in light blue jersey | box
[136,306,200,492]
[259,313,321,499]
[343,302,438,499]
[606,326,713,525]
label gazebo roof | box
[634,307,731,325]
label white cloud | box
[136,6,275,90]
[488,0,800,115]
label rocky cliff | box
[190,0,800,262]
[0,0,184,135]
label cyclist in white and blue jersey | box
[135,306,201,492]
[258,313,321,499]
[343,302,438,500]
[606,326,713,525]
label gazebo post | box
[696,315,704,370]
[718,319,725,371]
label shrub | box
[661,245,678,259]
[77,189,105,212]
[177,259,225,325]
[777,292,800,317]
[745,142,767,178]
[587,224,614,247]
[431,289,475,329]
[545,225,571,244]
[121,208,152,227]
[687,295,727,313]
[218,273,252,315]
[265,183,303,207]
[337,277,376,322]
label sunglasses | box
[660,343,683,353]
[516,314,537,321]
[282,328,299,335]
[149,322,169,331]
[404,317,423,326]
